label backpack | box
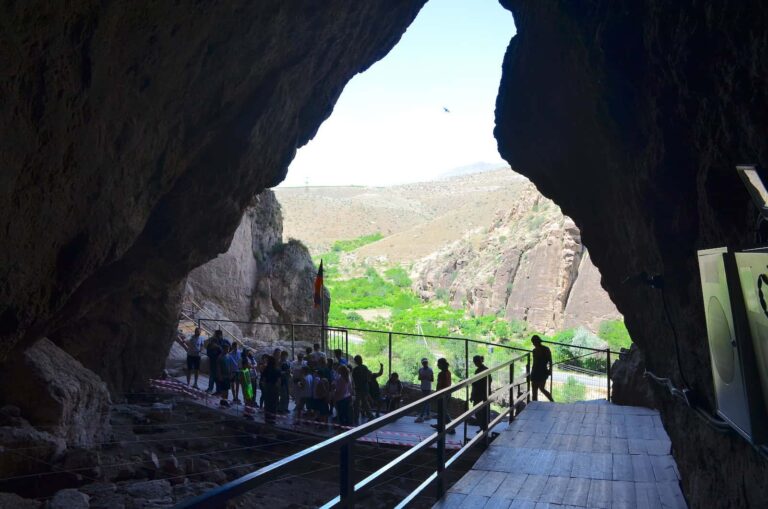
[314,378,329,399]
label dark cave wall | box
[497,1,768,507]
[0,0,427,394]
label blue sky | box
[279,0,516,187]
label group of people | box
[184,329,413,426]
[183,328,554,429]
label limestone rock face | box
[497,1,768,506]
[0,338,111,448]
[183,190,327,350]
[0,0,426,393]
[412,181,620,333]
[562,252,622,331]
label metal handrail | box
[174,352,532,509]
[185,298,245,344]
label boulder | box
[50,489,89,509]
[0,338,110,448]
[0,493,41,509]
[123,480,172,502]
[610,344,656,409]
[0,420,65,479]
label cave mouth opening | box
[219,0,636,401]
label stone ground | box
[164,373,508,449]
[0,387,483,508]
[433,401,686,509]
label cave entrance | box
[178,0,633,404]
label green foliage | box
[318,236,620,388]
[553,375,587,403]
[331,232,384,252]
[598,320,633,351]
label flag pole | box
[321,259,326,351]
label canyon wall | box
[412,182,620,333]
[183,190,327,349]
[0,0,427,396]
[497,1,768,506]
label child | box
[384,372,403,412]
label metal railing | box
[181,317,618,404]
[183,299,245,345]
[543,340,618,402]
[174,351,531,509]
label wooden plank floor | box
[435,401,687,509]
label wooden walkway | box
[435,401,687,509]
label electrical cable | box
[659,285,693,396]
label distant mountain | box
[437,161,507,179]
[274,169,622,333]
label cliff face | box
[412,182,620,333]
[0,0,426,394]
[183,190,326,347]
[497,1,768,506]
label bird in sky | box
[442,106,451,113]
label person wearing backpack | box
[332,365,353,426]
[311,369,331,426]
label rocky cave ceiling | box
[1,0,767,507]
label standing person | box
[310,343,326,367]
[430,358,456,434]
[368,362,384,417]
[295,366,313,420]
[185,328,205,388]
[333,349,348,366]
[384,373,404,412]
[205,331,223,393]
[311,369,331,427]
[332,365,354,426]
[278,351,291,413]
[257,354,269,408]
[240,355,256,406]
[530,335,555,402]
[229,342,242,403]
[305,346,314,368]
[471,355,492,433]
[262,356,281,423]
[414,358,434,423]
[351,355,373,424]
[216,343,235,406]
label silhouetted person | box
[262,356,281,423]
[185,327,205,388]
[471,355,491,433]
[352,355,373,424]
[431,358,456,434]
[205,330,224,393]
[530,335,554,402]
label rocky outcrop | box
[0,0,426,394]
[497,1,768,506]
[0,338,111,448]
[412,182,620,333]
[183,190,327,350]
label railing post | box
[464,339,469,444]
[436,395,446,499]
[291,324,295,360]
[345,330,349,362]
[526,353,531,404]
[340,442,355,507]
[387,332,392,378]
[509,360,515,423]
[606,349,612,401]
